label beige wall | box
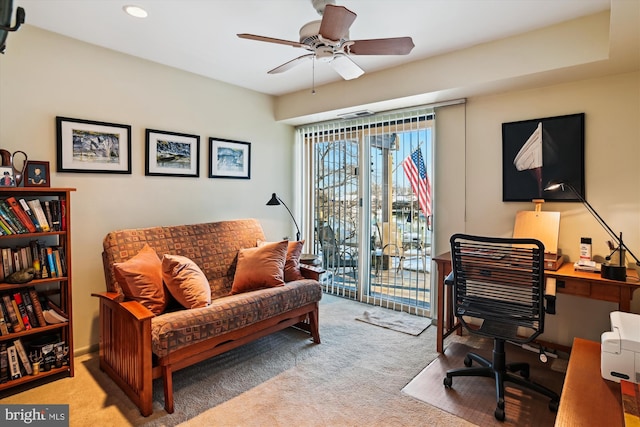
[1,23,638,352]
[0,26,296,354]
[435,72,640,345]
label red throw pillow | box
[113,244,167,315]
[231,240,288,294]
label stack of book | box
[0,197,66,235]
[0,241,66,282]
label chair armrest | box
[444,271,455,286]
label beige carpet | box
[355,308,431,335]
[402,339,566,427]
[2,295,472,427]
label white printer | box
[601,311,640,383]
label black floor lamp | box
[544,181,639,280]
[266,193,301,241]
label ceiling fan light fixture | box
[123,5,148,18]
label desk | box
[555,338,623,426]
[434,252,640,353]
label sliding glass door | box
[298,108,434,317]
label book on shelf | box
[0,202,21,234]
[0,318,8,335]
[50,200,61,232]
[13,338,32,375]
[12,292,31,330]
[46,247,58,278]
[7,345,20,379]
[19,198,42,232]
[5,197,36,233]
[45,297,68,320]
[2,247,14,278]
[43,201,54,232]
[0,217,11,235]
[59,199,67,231]
[0,200,28,234]
[26,199,50,232]
[10,298,25,331]
[0,343,8,383]
[28,288,46,328]
[29,240,42,279]
[53,249,64,278]
[21,290,39,328]
[1,294,22,333]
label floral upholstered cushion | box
[113,244,168,315]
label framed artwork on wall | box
[25,160,51,187]
[502,112,585,202]
[145,129,200,177]
[56,116,132,174]
[209,137,251,179]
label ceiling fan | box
[237,0,414,81]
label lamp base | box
[601,264,627,281]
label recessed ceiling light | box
[123,5,148,18]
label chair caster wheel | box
[463,356,472,367]
[443,377,452,388]
[549,399,559,412]
[494,407,505,421]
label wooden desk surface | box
[555,338,623,427]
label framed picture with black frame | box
[208,137,251,179]
[502,113,585,202]
[145,129,200,177]
[25,160,51,187]
[56,116,131,174]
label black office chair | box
[443,233,559,421]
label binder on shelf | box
[5,197,36,233]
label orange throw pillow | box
[231,240,288,294]
[113,244,167,315]
[162,254,211,309]
[259,239,305,282]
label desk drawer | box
[556,279,620,302]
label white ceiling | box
[12,0,612,97]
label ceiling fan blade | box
[348,37,415,55]
[268,54,314,74]
[330,53,364,80]
[237,33,308,49]
[319,4,356,42]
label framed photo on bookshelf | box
[25,161,51,187]
[145,129,200,177]
[502,113,585,202]
[209,137,251,179]
[56,116,132,174]
[0,166,16,187]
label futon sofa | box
[93,218,322,416]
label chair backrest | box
[449,233,545,343]
[380,222,404,256]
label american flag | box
[401,148,432,217]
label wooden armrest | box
[92,292,155,321]
[300,264,325,281]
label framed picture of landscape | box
[208,137,251,179]
[56,116,132,174]
[145,129,200,177]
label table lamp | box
[544,181,640,280]
[266,193,301,241]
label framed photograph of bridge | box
[502,113,585,202]
[145,129,200,177]
[208,137,251,179]
[56,116,131,174]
